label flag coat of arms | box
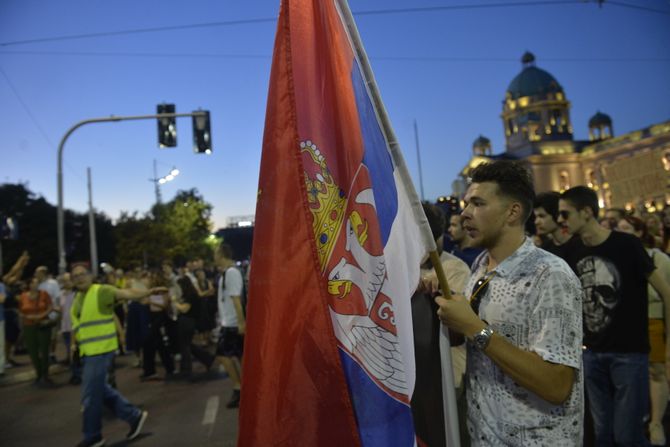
[239,1,436,445]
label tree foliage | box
[0,183,115,275]
[0,183,213,275]
[114,188,213,268]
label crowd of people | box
[0,242,247,447]
[2,159,670,446]
[414,160,670,446]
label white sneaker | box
[650,422,666,446]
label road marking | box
[202,395,220,426]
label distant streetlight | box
[151,159,180,204]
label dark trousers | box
[177,315,213,374]
[143,312,174,375]
[23,325,51,379]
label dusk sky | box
[1,0,669,230]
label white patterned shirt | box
[465,237,584,446]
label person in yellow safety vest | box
[71,263,167,447]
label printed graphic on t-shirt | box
[576,256,621,334]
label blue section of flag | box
[351,61,398,247]
[339,348,415,447]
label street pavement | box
[0,354,239,446]
[4,349,670,446]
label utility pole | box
[87,167,99,278]
[414,119,425,201]
[153,159,162,204]
[57,110,208,274]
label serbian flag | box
[239,0,437,445]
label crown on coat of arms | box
[301,140,346,272]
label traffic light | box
[193,110,212,154]
[157,103,177,148]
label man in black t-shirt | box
[533,191,582,258]
[559,186,670,446]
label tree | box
[113,212,162,268]
[114,188,214,268]
[160,188,213,262]
[0,183,116,276]
[0,183,214,274]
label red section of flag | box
[237,1,361,446]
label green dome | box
[589,111,612,127]
[506,52,563,100]
[473,135,491,148]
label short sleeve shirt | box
[465,237,584,446]
[564,231,654,352]
[39,278,61,302]
[218,267,243,328]
[18,291,53,326]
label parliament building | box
[456,52,670,214]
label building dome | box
[506,52,563,100]
[588,110,614,141]
[472,135,492,155]
[589,111,612,128]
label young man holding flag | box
[436,161,584,445]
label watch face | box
[474,327,492,350]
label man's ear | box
[507,201,524,225]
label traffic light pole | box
[57,111,207,274]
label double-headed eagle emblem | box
[301,140,408,399]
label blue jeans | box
[81,352,140,442]
[583,350,650,447]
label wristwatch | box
[471,326,494,351]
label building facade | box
[457,52,670,214]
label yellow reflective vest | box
[71,284,118,357]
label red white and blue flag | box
[239,1,435,445]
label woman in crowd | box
[18,277,55,387]
[645,213,665,252]
[141,270,175,379]
[617,215,670,446]
[194,268,216,346]
[125,267,150,367]
[598,216,618,230]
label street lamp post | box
[150,159,180,204]
[57,110,208,274]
